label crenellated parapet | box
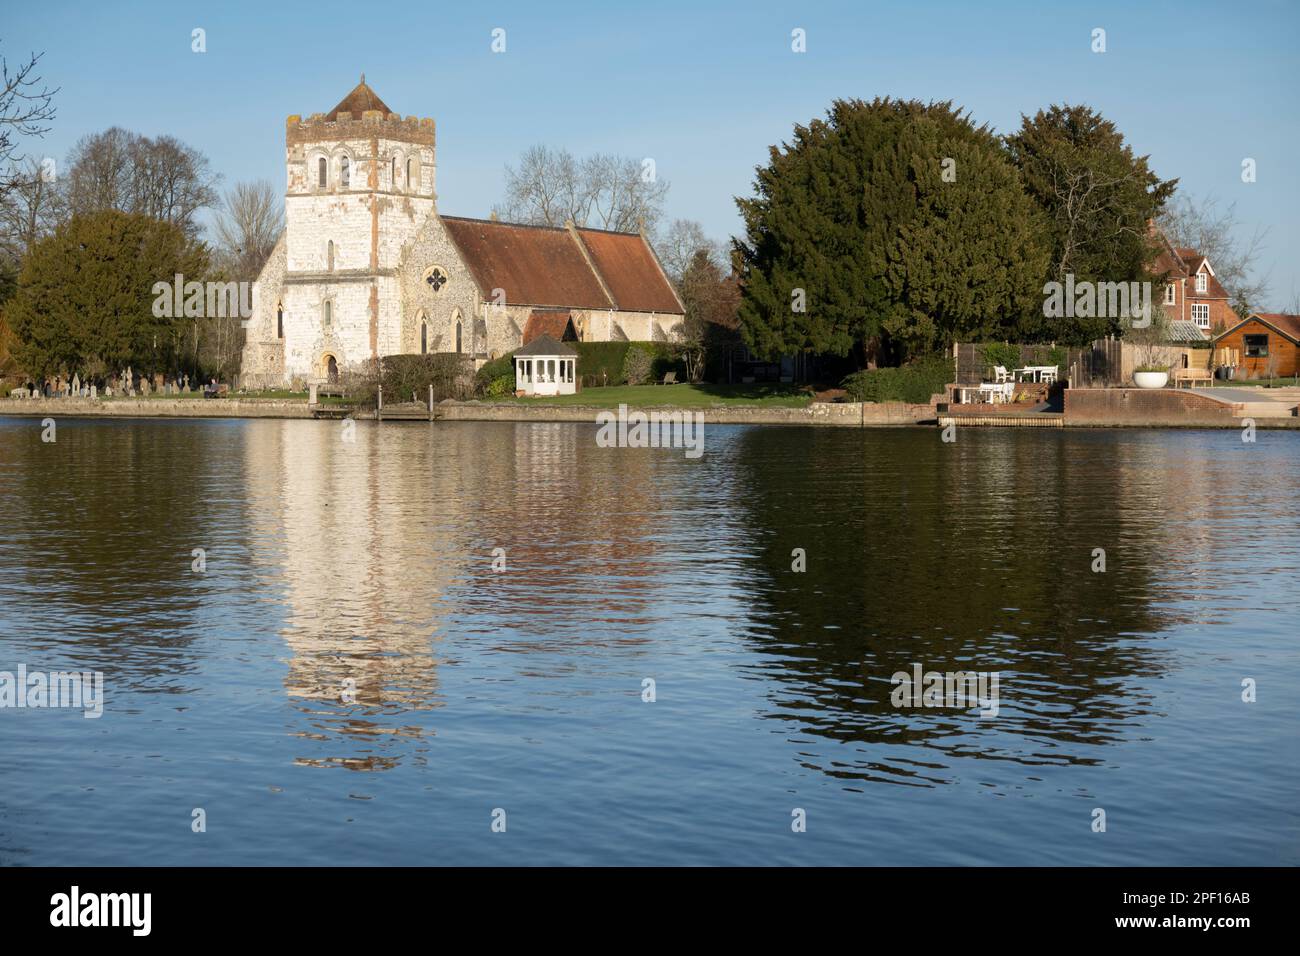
[286,112,436,148]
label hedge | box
[475,340,682,394]
[840,355,954,404]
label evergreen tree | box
[1005,104,1177,341]
[734,98,1050,363]
[6,209,208,381]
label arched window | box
[276,303,283,339]
[323,300,332,327]
[327,240,335,271]
[407,158,416,191]
[390,157,396,186]
[420,321,428,354]
[455,319,462,354]
[340,156,350,189]
[318,157,327,187]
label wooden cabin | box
[1211,314,1300,379]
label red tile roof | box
[441,217,613,310]
[440,217,684,314]
[576,228,684,314]
[523,310,576,344]
[1249,313,1300,342]
[1150,237,1230,299]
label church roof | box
[575,228,685,314]
[326,76,393,120]
[440,216,684,314]
[524,310,577,344]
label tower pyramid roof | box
[326,74,393,120]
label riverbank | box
[4,388,1298,428]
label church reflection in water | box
[243,418,667,771]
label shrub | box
[622,344,655,385]
[979,342,1022,374]
[485,373,515,398]
[841,355,954,404]
[574,341,632,386]
[475,352,515,393]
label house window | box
[1196,271,1208,293]
[340,156,350,189]
[1192,303,1210,328]
[318,157,327,187]
[1164,284,1176,305]
[1244,334,1269,358]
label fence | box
[958,338,1208,388]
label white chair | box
[994,365,1012,383]
[1039,367,1058,384]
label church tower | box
[248,76,436,385]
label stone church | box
[240,77,685,387]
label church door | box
[327,356,339,384]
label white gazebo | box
[514,335,578,396]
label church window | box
[407,158,416,190]
[323,300,332,327]
[425,268,447,291]
[455,319,462,354]
[420,321,428,354]
[276,304,283,339]
[390,157,396,185]
[327,240,335,271]
[341,156,350,189]
[318,157,327,187]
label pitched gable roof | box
[327,77,393,120]
[439,216,685,315]
[575,228,684,314]
[1241,313,1300,343]
[523,310,577,344]
[441,217,613,310]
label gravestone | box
[90,385,97,400]
[72,374,81,396]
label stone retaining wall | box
[1064,388,1240,426]
[1,398,314,419]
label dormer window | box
[1164,284,1176,305]
[1196,271,1208,293]
[340,156,350,189]
[318,157,327,187]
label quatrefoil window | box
[425,268,447,292]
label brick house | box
[1211,313,1300,378]
[1151,234,1237,335]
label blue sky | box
[6,0,1299,307]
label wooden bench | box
[1172,368,1213,388]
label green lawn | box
[497,383,813,408]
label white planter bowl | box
[1133,371,1169,389]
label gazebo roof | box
[514,334,577,357]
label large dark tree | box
[735,98,1049,364]
[6,209,208,381]
[1006,104,1177,340]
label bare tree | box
[211,179,284,280]
[496,145,669,235]
[0,156,64,261]
[655,218,725,284]
[1158,194,1269,317]
[0,46,58,202]
[64,128,220,239]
